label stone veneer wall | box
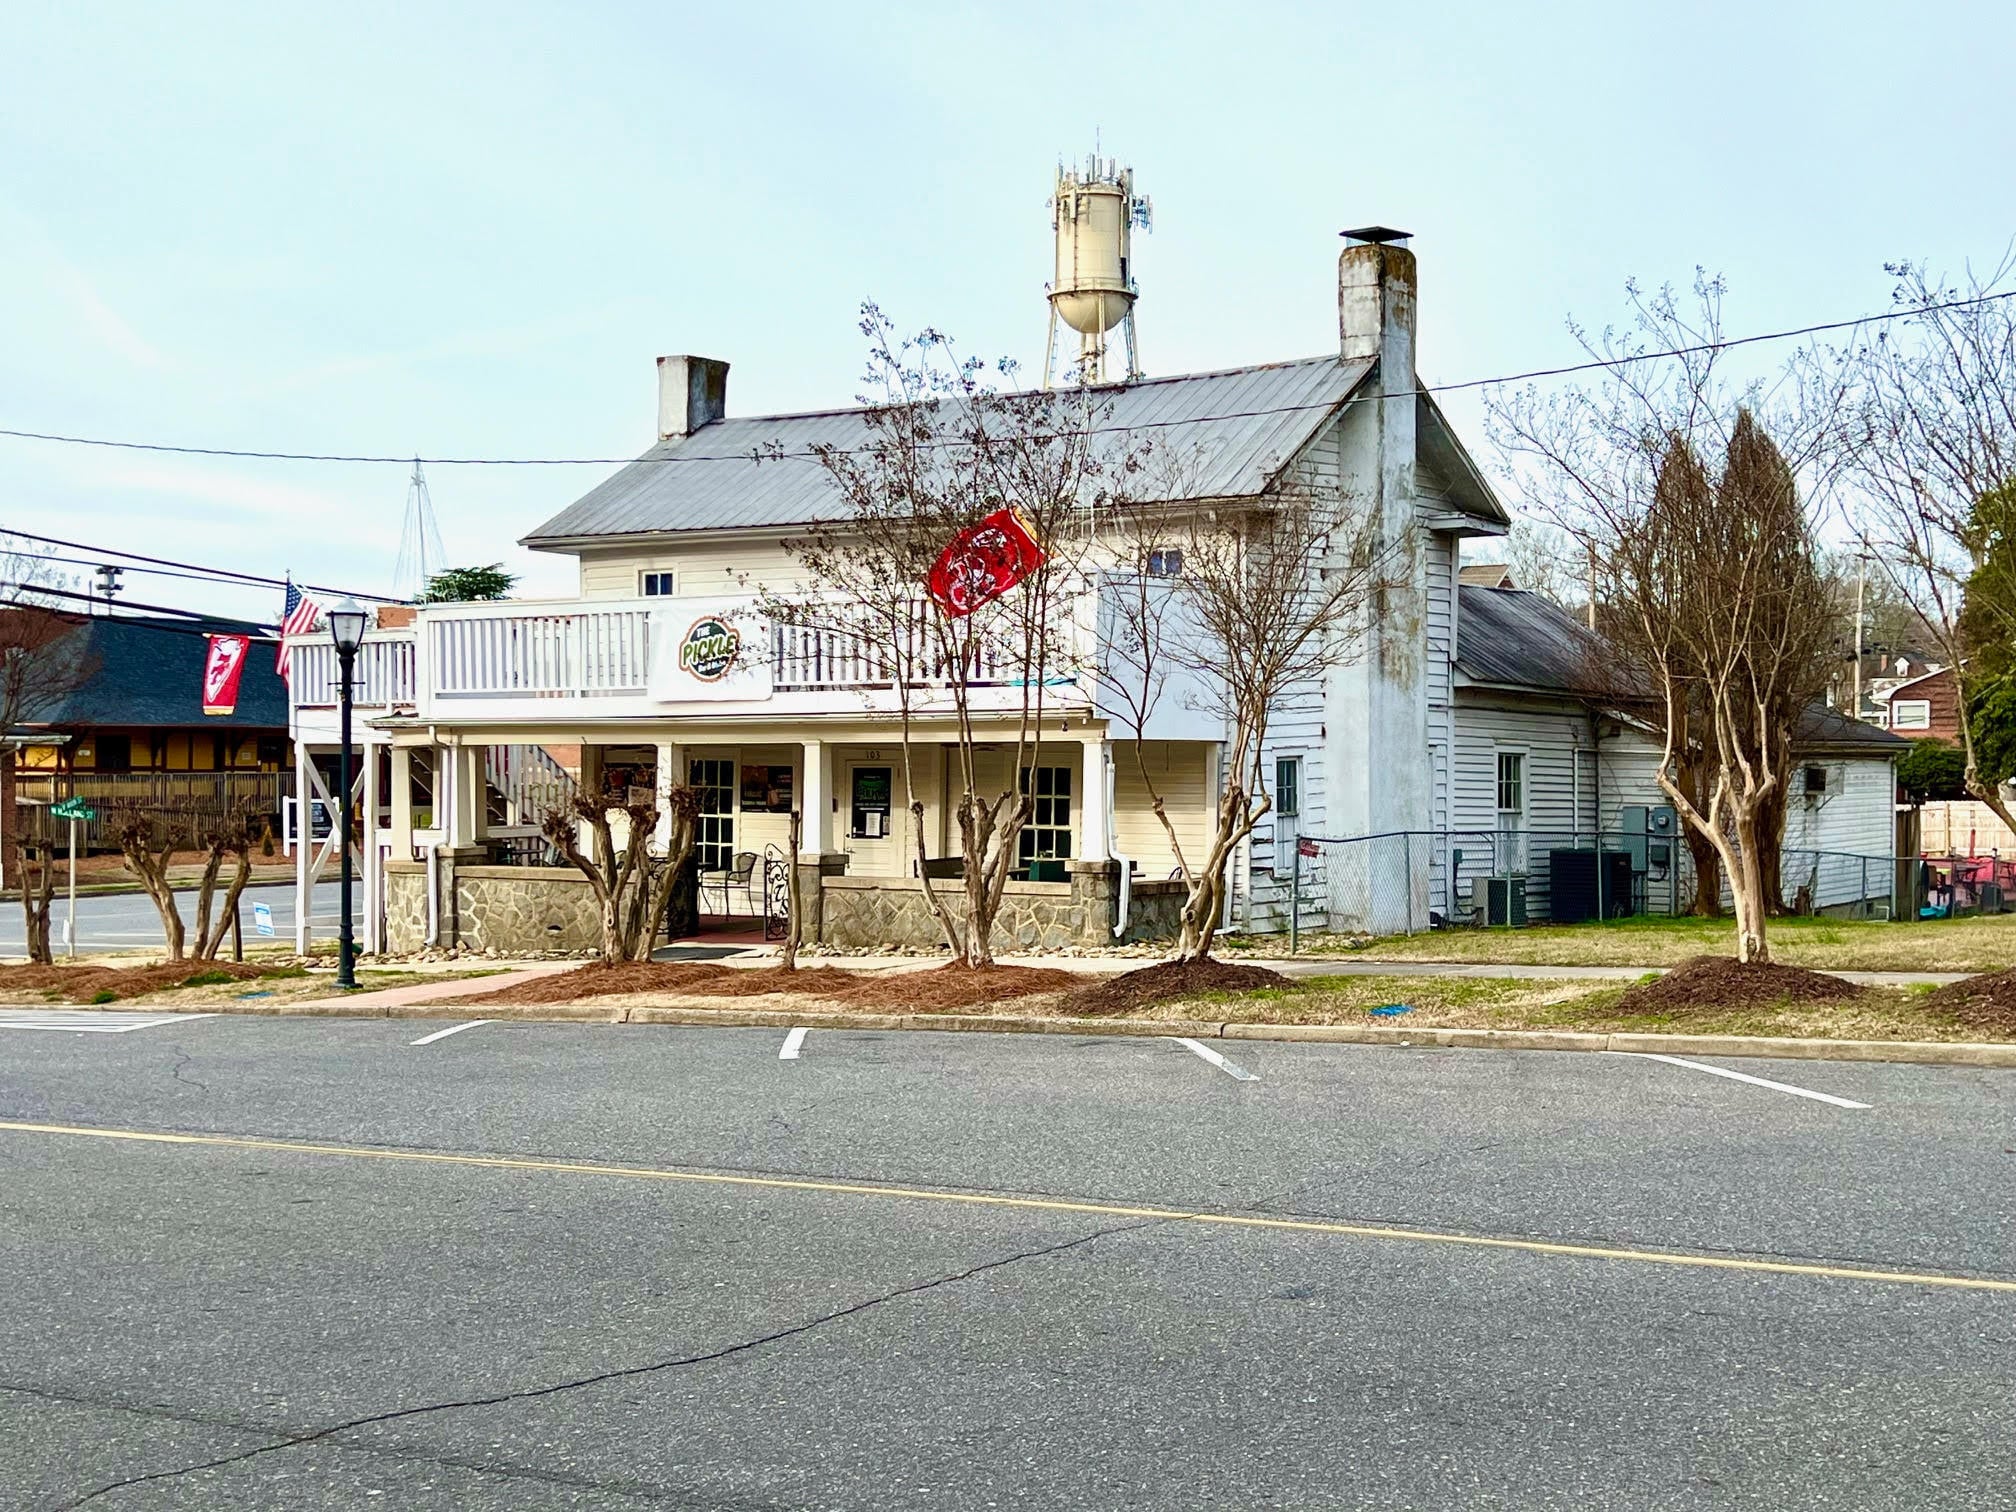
[819,862,1179,951]
[384,860,602,954]
[1120,878,1187,944]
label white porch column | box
[653,741,683,848]
[389,746,414,856]
[801,739,828,854]
[1079,735,1109,861]
[293,741,313,954]
[446,744,483,848]
[362,742,381,954]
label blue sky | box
[2,1,2011,619]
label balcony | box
[287,592,1096,728]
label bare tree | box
[761,305,1143,968]
[542,791,698,961]
[780,807,804,972]
[188,808,267,960]
[111,806,187,961]
[1103,479,1392,960]
[1490,275,1842,962]
[1837,257,2016,831]
[0,605,94,962]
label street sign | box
[50,797,97,822]
[252,902,275,938]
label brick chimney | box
[657,356,729,440]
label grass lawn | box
[1099,971,2003,1043]
[1245,912,2016,973]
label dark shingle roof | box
[1455,586,1904,755]
[22,615,287,731]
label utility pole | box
[1852,553,1868,720]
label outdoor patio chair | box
[701,851,759,915]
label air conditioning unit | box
[1484,874,1527,927]
[1982,882,2006,915]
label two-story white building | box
[289,232,1515,954]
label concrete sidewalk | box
[287,961,582,1013]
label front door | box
[841,760,898,876]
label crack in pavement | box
[47,1217,1159,1510]
[166,1046,207,1095]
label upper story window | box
[640,571,676,597]
[1890,699,1932,730]
[1145,549,1183,578]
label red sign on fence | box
[1297,838,1320,859]
[925,507,1047,617]
[202,634,251,716]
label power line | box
[0,288,2008,469]
[0,581,279,633]
[0,588,280,641]
[0,528,397,603]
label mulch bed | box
[456,960,1083,1012]
[1919,969,2016,1036]
[1612,955,1863,1015]
[1061,957,1293,1017]
[0,961,277,1004]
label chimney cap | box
[1341,225,1412,246]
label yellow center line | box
[4,1118,2012,1295]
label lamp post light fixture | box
[326,597,368,990]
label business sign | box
[646,600,772,704]
[202,634,252,716]
[677,616,741,682]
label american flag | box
[275,578,322,683]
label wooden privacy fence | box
[11,771,294,851]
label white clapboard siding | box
[1452,697,1597,920]
[579,538,804,600]
[1420,522,1456,904]
[1112,741,1214,882]
[1779,757,1899,910]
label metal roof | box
[522,355,1378,547]
[1455,585,1614,694]
[1456,586,1905,754]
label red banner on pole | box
[925,507,1047,617]
[202,634,251,716]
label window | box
[94,734,132,773]
[689,758,735,872]
[640,571,676,597]
[1145,549,1183,578]
[1275,756,1301,819]
[1496,751,1527,873]
[1018,765,1073,870]
[1890,699,1932,730]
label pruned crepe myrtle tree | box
[1837,258,2016,832]
[109,802,270,962]
[760,305,1146,968]
[1102,478,1394,959]
[543,790,699,961]
[1490,275,1841,962]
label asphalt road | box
[0,881,341,956]
[2,1014,2013,1509]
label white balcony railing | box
[429,607,650,698]
[289,591,1097,722]
[289,637,417,708]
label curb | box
[87,995,2016,1068]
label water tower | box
[1043,154,1151,387]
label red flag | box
[202,634,251,716]
[926,507,1047,617]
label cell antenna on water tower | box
[1043,153,1151,387]
[392,458,447,601]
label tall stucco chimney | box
[657,355,729,440]
[1338,226,1415,374]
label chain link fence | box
[1283,828,1909,942]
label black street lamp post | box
[327,598,368,990]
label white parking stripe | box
[408,1020,493,1047]
[1176,1036,1258,1082]
[0,1011,217,1034]
[1616,1051,1871,1109]
[779,1027,808,1060]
